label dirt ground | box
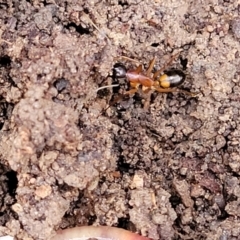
[0,0,240,239]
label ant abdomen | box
[159,69,186,88]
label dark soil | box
[0,0,240,239]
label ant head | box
[113,63,127,78]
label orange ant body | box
[113,53,196,98]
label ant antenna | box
[82,12,111,43]
[96,84,119,92]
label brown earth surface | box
[0,0,240,239]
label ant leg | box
[123,88,138,96]
[109,88,137,106]
[109,88,138,105]
[104,88,137,112]
[146,57,156,77]
[153,52,181,78]
[177,89,198,97]
[119,56,156,76]
[141,88,153,110]
[155,88,178,93]
[155,87,198,96]
[134,65,143,74]
[115,56,141,64]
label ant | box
[97,52,197,113]
[113,53,196,99]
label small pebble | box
[206,25,214,32]
[35,185,52,199]
[0,237,14,240]
[231,18,240,38]
[53,78,69,92]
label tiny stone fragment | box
[35,185,52,199]
[231,18,240,39]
